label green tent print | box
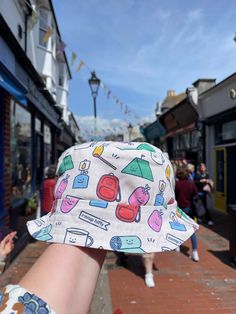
[117,143,156,153]
[121,157,154,181]
[137,144,156,152]
[58,155,74,176]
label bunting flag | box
[56,40,66,56]
[43,27,53,43]
[22,0,141,123]
[70,52,77,67]
[28,10,39,30]
[76,61,85,72]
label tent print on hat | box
[117,143,156,153]
[121,157,154,182]
[137,143,156,152]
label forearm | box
[19,244,106,314]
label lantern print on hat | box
[27,141,199,254]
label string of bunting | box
[24,0,140,121]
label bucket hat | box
[27,141,199,253]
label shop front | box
[0,30,60,255]
[199,73,236,261]
[159,97,202,164]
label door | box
[214,147,227,211]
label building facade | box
[0,0,79,255]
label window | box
[58,63,64,87]
[215,119,236,144]
[44,125,52,167]
[35,118,42,133]
[222,120,236,141]
[39,9,50,48]
[179,133,190,150]
[191,130,201,148]
[10,101,32,204]
[173,136,179,150]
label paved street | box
[1,210,236,314]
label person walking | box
[195,163,214,225]
[142,253,156,287]
[41,165,57,215]
[187,163,196,181]
[175,167,200,262]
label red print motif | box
[96,173,120,202]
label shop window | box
[215,120,236,144]
[10,101,32,204]
[35,118,42,134]
[44,124,52,167]
[173,136,179,150]
[222,120,236,141]
[179,133,190,150]
[191,130,201,148]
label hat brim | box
[27,200,199,254]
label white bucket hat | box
[27,141,199,253]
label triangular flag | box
[71,52,77,67]
[56,40,66,56]
[43,27,53,43]
[77,61,85,72]
[28,10,39,30]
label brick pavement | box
[0,210,236,314]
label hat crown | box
[54,141,175,208]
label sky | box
[53,0,236,140]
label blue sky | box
[53,0,236,139]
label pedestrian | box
[187,163,196,181]
[142,253,156,287]
[41,165,57,215]
[175,167,200,262]
[0,142,199,313]
[195,163,214,225]
[0,230,17,274]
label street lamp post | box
[127,123,133,142]
[88,71,100,139]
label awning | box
[0,67,27,105]
[142,120,166,141]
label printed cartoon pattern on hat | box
[27,141,199,253]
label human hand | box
[0,231,17,259]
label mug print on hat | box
[27,141,199,253]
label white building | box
[0,0,72,125]
[0,0,80,255]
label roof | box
[161,92,186,111]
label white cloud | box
[76,113,156,141]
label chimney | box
[192,79,216,95]
[167,90,176,97]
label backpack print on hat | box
[27,141,199,253]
